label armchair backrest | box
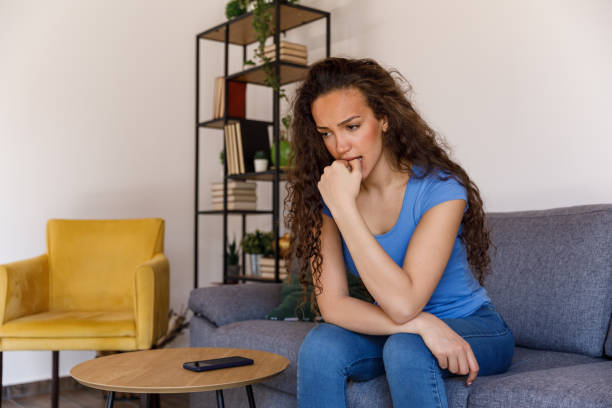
[46,219,164,312]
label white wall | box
[1,0,610,385]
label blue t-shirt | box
[321,165,490,319]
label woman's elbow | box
[387,304,422,325]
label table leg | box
[105,391,115,408]
[140,394,160,408]
[216,390,225,408]
[245,385,256,408]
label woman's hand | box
[317,158,362,214]
[413,312,479,386]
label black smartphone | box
[183,356,254,372]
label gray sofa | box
[189,204,612,407]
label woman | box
[285,58,514,408]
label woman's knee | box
[299,323,356,374]
[383,333,436,370]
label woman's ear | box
[381,117,389,133]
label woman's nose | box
[335,133,351,155]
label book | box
[261,257,287,266]
[261,271,288,279]
[264,54,307,65]
[224,124,237,174]
[264,41,307,53]
[211,181,257,190]
[213,77,246,119]
[213,201,257,210]
[263,49,307,59]
[211,190,256,198]
[235,123,245,174]
[212,195,257,203]
[233,120,271,173]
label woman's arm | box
[316,213,479,385]
[317,159,465,325]
[331,198,465,324]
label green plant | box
[219,150,225,166]
[226,0,247,19]
[240,229,274,255]
[254,150,267,160]
[241,0,299,99]
[226,238,240,265]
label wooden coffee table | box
[70,347,289,408]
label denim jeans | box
[297,303,514,408]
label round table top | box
[70,347,290,394]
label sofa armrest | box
[0,254,49,324]
[189,283,282,327]
[134,253,170,349]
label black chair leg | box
[1,351,3,408]
[52,351,59,408]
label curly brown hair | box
[284,57,491,317]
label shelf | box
[198,210,273,215]
[228,61,308,86]
[198,3,328,46]
[227,274,282,283]
[199,118,273,130]
[227,170,288,182]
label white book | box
[211,181,257,190]
[212,195,257,203]
[213,202,257,210]
[264,41,307,53]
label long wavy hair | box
[284,57,491,317]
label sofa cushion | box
[190,316,605,407]
[189,283,281,326]
[468,361,612,408]
[485,204,612,357]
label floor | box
[2,388,191,407]
[3,329,194,407]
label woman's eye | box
[319,132,331,138]
[347,124,360,131]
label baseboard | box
[1,376,85,400]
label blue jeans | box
[297,303,514,408]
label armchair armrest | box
[188,283,282,327]
[0,254,49,324]
[134,253,169,349]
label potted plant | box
[225,238,240,277]
[240,229,273,275]
[254,150,269,172]
[271,114,293,169]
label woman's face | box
[311,87,388,180]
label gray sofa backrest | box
[484,204,612,358]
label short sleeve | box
[321,198,332,218]
[418,174,468,218]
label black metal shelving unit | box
[195,1,330,288]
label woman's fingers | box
[457,350,470,376]
[447,355,459,374]
[466,349,480,386]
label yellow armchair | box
[0,218,169,407]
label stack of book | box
[224,120,270,175]
[260,257,289,280]
[263,41,307,65]
[212,181,257,211]
[212,77,246,119]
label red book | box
[226,81,246,118]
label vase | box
[270,139,291,168]
[249,253,262,276]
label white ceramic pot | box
[254,159,268,172]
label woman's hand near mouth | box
[317,157,363,216]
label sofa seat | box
[0,310,135,338]
[468,361,612,408]
[190,315,606,408]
